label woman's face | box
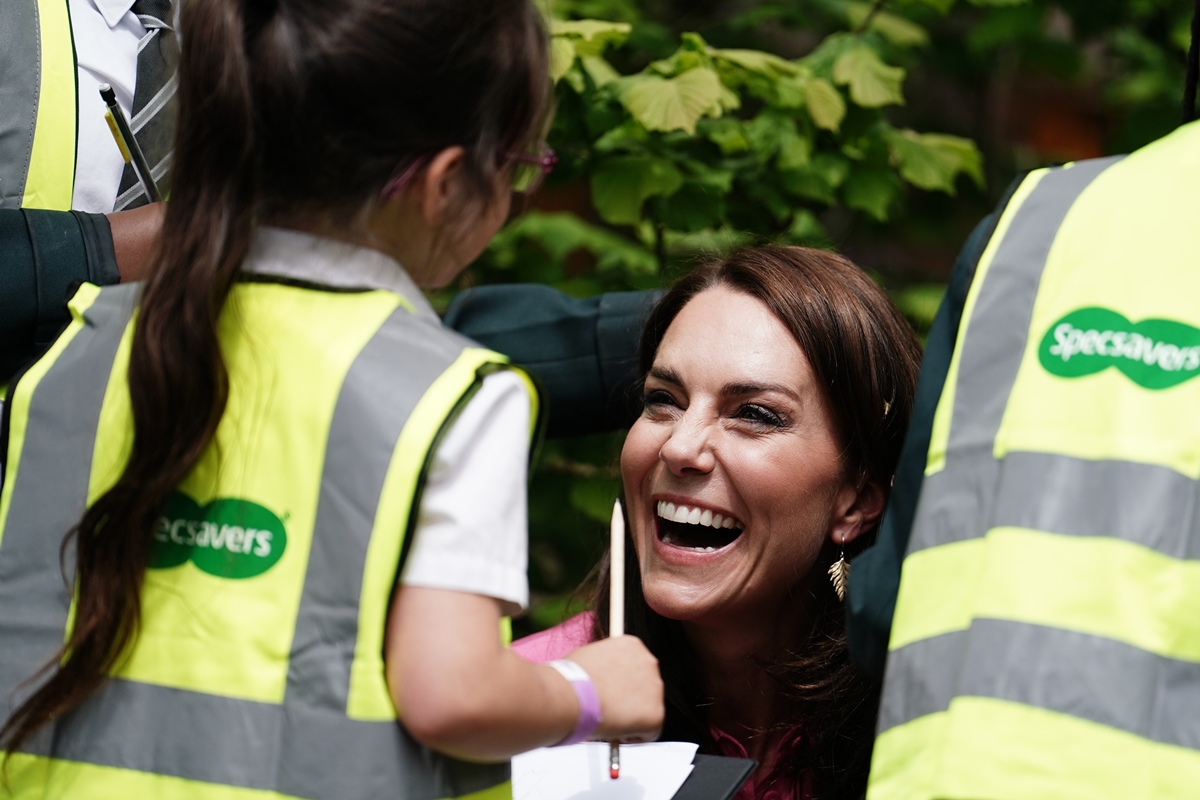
[621,285,861,628]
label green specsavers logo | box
[1038,307,1200,390]
[151,491,287,579]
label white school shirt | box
[243,227,530,613]
[70,0,145,213]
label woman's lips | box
[651,499,744,559]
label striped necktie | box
[114,0,177,210]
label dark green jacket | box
[0,209,119,380]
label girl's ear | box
[416,146,466,226]
[829,479,886,547]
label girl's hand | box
[566,636,664,743]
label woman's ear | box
[828,479,886,547]
[416,146,466,226]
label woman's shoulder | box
[511,611,597,663]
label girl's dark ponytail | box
[0,0,262,757]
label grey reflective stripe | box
[879,619,1200,752]
[0,284,139,711]
[909,157,1124,556]
[2,288,508,798]
[0,1,40,208]
[877,628,962,734]
[280,307,507,799]
[286,307,464,716]
[35,677,504,798]
[908,451,1200,560]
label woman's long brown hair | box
[1,0,547,758]
[593,246,922,800]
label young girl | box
[0,0,661,796]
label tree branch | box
[854,0,888,35]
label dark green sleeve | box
[443,285,660,438]
[845,206,1009,680]
[0,209,120,382]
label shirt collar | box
[92,0,139,29]
[242,227,438,323]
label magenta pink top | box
[512,612,814,800]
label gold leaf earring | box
[828,545,850,601]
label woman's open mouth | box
[654,501,744,552]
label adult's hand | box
[107,202,164,282]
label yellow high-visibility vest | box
[0,278,541,799]
[0,0,77,210]
[869,121,1200,799]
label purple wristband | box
[547,659,602,745]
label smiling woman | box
[514,246,922,800]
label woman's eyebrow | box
[647,367,683,386]
[721,381,802,402]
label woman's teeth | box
[655,501,743,531]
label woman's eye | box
[735,404,786,428]
[643,389,678,409]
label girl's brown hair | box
[1,0,548,756]
[594,245,922,799]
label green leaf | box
[648,183,724,232]
[563,63,587,93]
[803,77,846,131]
[501,212,658,275]
[800,32,857,78]
[551,19,632,57]
[709,48,801,78]
[779,153,850,205]
[903,0,955,11]
[549,38,576,83]
[778,134,812,170]
[593,120,649,153]
[832,47,906,107]
[646,49,708,78]
[744,110,800,159]
[699,117,750,154]
[747,110,811,170]
[842,168,901,221]
[744,182,795,222]
[665,227,753,255]
[786,210,829,245]
[619,67,725,134]
[845,4,930,47]
[893,284,947,331]
[884,129,984,193]
[591,156,684,225]
[871,14,930,48]
[682,159,736,192]
[716,82,741,113]
[580,55,620,87]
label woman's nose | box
[659,412,716,476]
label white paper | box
[512,741,699,800]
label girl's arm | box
[386,585,662,762]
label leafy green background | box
[434,0,1197,635]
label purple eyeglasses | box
[506,142,558,194]
[381,142,557,199]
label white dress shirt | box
[70,0,144,212]
[244,228,532,613]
